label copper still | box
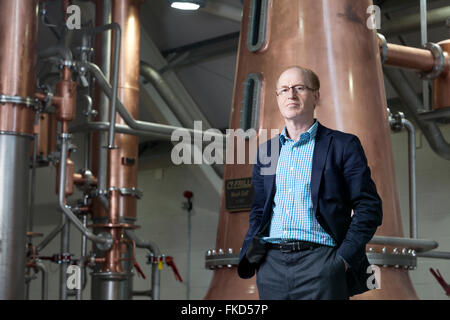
[205,0,419,300]
[90,0,144,299]
[0,0,39,299]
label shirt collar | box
[280,119,318,145]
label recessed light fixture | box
[168,0,206,11]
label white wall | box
[392,124,450,300]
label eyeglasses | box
[275,85,316,96]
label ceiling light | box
[168,0,206,11]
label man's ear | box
[314,91,320,107]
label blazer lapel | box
[311,122,332,216]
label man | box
[237,66,383,300]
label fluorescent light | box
[170,2,201,10]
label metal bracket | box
[109,187,143,199]
[0,94,38,109]
[377,33,388,64]
[367,247,417,270]
[419,42,445,80]
[205,248,239,269]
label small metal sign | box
[225,177,254,213]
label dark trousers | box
[256,245,349,300]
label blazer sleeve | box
[337,135,383,269]
[247,148,266,241]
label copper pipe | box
[0,0,38,135]
[54,67,77,133]
[56,152,75,197]
[92,0,144,277]
[433,40,450,110]
[384,43,435,72]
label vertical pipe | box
[186,210,191,300]
[420,0,429,110]
[0,0,39,300]
[58,137,70,300]
[152,261,160,300]
[403,119,417,239]
[77,214,88,300]
[96,0,112,201]
[35,261,48,300]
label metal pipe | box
[420,0,430,110]
[58,137,70,300]
[69,121,172,140]
[384,67,450,160]
[83,23,121,149]
[97,0,112,199]
[368,235,438,252]
[35,260,48,300]
[28,111,40,233]
[57,136,112,245]
[124,230,160,300]
[77,214,88,300]
[36,221,66,253]
[151,260,160,300]
[402,119,418,239]
[81,61,225,142]
[384,43,435,72]
[0,0,39,299]
[417,250,450,259]
[37,44,73,62]
[124,230,160,256]
[140,61,212,129]
[382,6,450,36]
[186,208,191,300]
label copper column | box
[91,0,143,300]
[205,0,417,300]
[0,0,39,299]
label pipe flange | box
[205,248,239,269]
[367,251,417,270]
[388,110,405,132]
[108,187,143,199]
[377,33,388,64]
[95,232,113,251]
[419,42,445,80]
[0,94,38,109]
[59,133,73,140]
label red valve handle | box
[165,256,183,282]
[134,260,146,280]
[430,268,450,295]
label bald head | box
[276,66,320,91]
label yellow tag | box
[158,260,163,270]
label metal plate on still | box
[225,177,254,213]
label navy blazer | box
[237,122,383,297]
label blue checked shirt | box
[262,120,336,247]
